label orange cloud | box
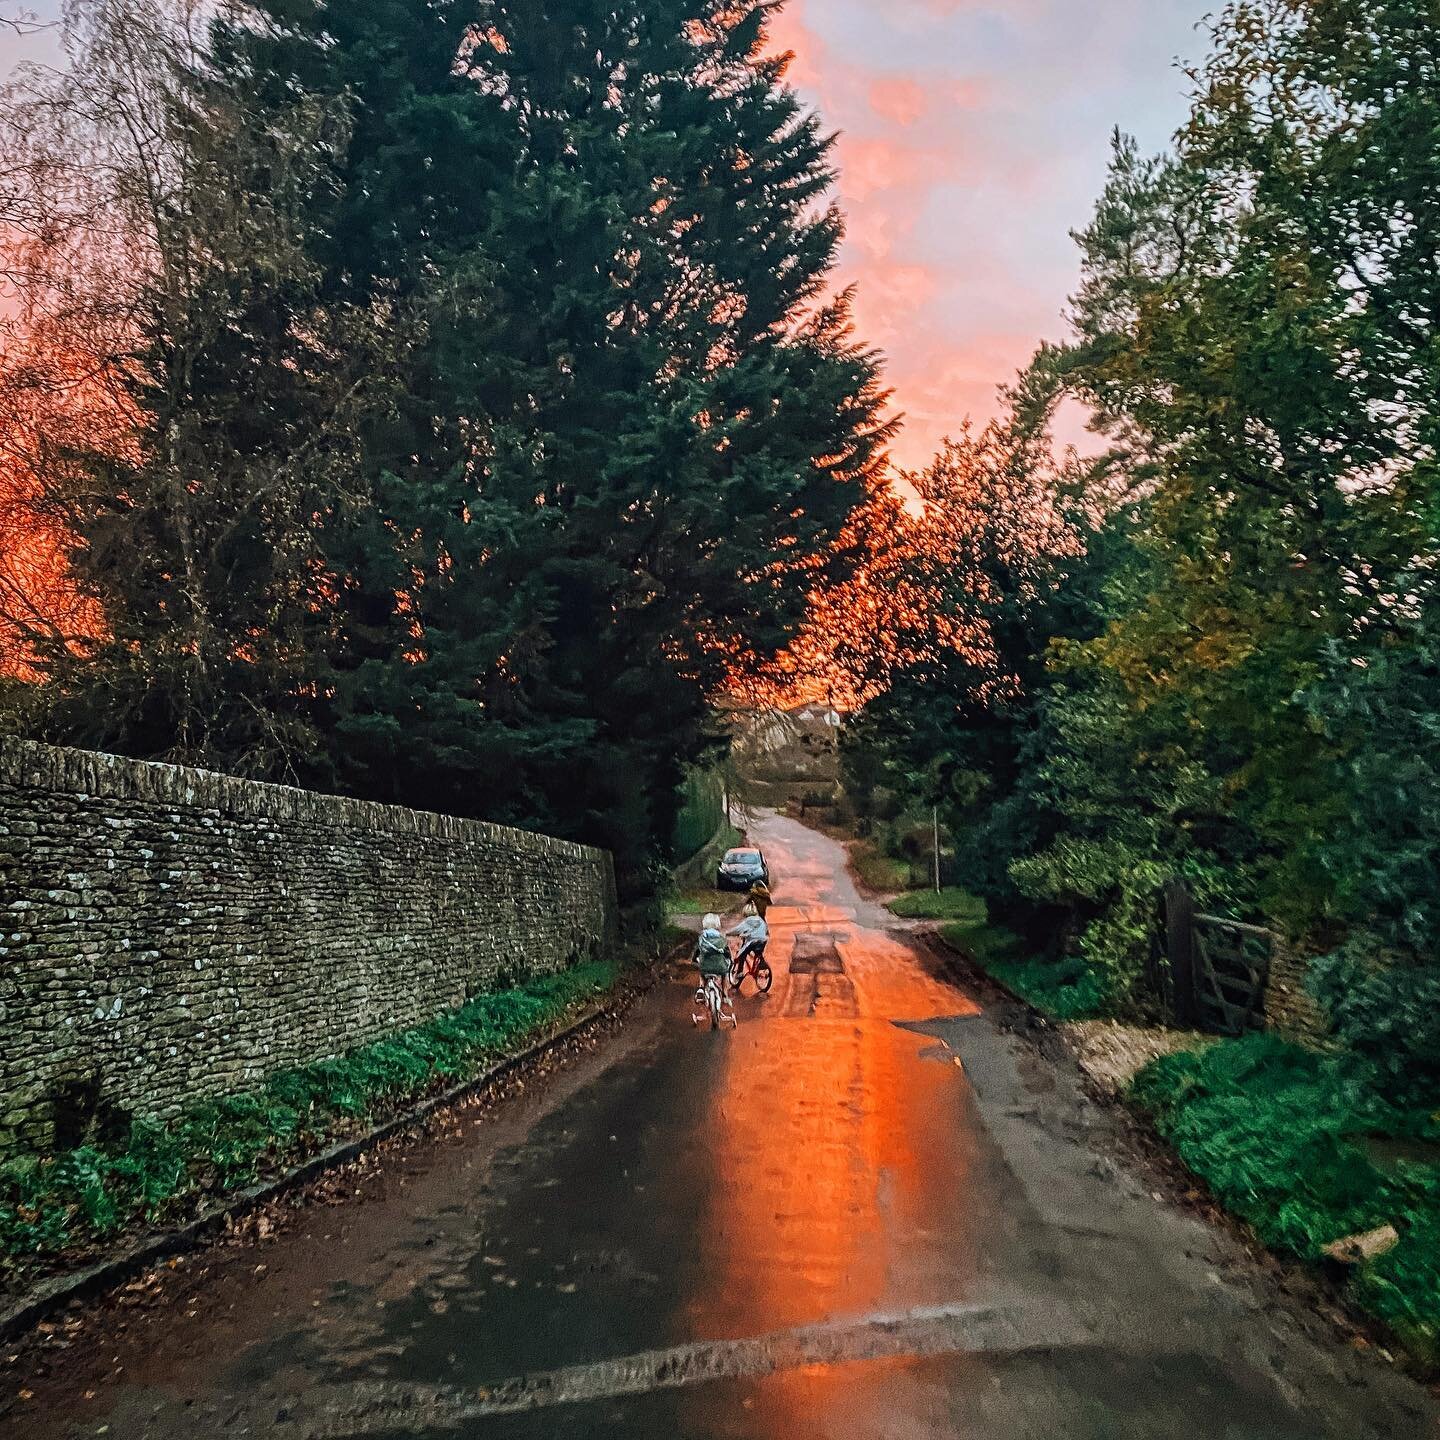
[868,76,927,126]
[948,78,989,110]
[835,136,968,203]
[849,263,936,351]
[764,0,1200,477]
[765,0,820,89]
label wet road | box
[23,813,1438,1438]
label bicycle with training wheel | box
[728,940,772,995]
[692,971,737,1030]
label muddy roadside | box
[0,958,672,1423]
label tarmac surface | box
[14,811,1438,1438]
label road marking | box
[150,1303,1069,1436]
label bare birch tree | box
[0,2,400,772]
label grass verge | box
[899,887,1111,1022]
[984,953,1115,1022]
[660,921,697,954]
[888,887,987,923]
[664,886,740,921]
[0,960,622,1287]
[849,840,915,893]
[1131,1034,1440,1367]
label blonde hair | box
[702,912,721,930]
[743,901,757,916]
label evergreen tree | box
[7,1,890,898]
[214,0,893,889]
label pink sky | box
[3,2,1206,470]
[770,0,1206,470]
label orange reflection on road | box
[675,811,987,1435]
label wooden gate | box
[1150,880,1274,1035]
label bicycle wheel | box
[707,979,722,1030]
[728,961,745,990]
[754,959,773,994]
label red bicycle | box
[728,940,773,995]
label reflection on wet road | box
[31,813,1436,1439]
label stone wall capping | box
[0,738,606,862]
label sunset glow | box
[0,1,1204,692]
[6,2,1205,477]
[0,335,126,676]
[769,0,1202,470]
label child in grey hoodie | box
[728,902,769,969]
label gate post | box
[1163,878,1198,1027]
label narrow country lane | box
[21,813,1437,1439]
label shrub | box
[988,953,1115,1021]
[848,839,914,893]
[888,887,987,923]
[1309,940,1440,1107]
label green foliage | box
[1,2,385,773]
[938,920,1022,971]
[847,840,916,894]
[888,887,987,923]
[1305,618,1440,948]
[663,886,735,921]
[839,0,1440,1358]
[10,0,893,902]
[913,888,1112,1020]
[672,769,727,865]
[1010,675,1248,997]
[987,955,1116,1022]
[1309,942,1440,1109]
[1132,1035,1440,1356]
[923,891,1113,1021]
[0,962,618,1280]
[1295,616,1440,1103]
[842,0,1440,1060]
[1355,1207,1440,1367]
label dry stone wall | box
[0,739,617,1156]
[1262,939,1330,1046]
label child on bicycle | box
[747,879,771,919]
[692,912,735,1025]
[728,902,769,972]
[694,912,730,977]
[688,915,725,984]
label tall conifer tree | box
[214,0,894,886]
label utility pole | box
[932,805,942,893]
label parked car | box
[715,846,770,892]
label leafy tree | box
[1302,594,1440,1103]
[837,382,1099,935]
[845,0,1440,1031]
